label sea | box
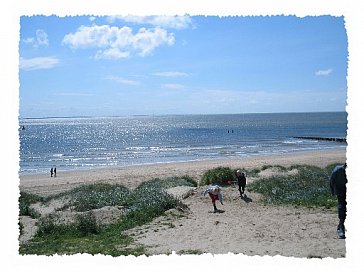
[18,112,347,176]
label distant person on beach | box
[330,163,347,239]
[54,167,57,177]
[203,185,223,213]
[50,167,53,177]
[236,170,247,198]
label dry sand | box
[20,148,346,195]
[19,148,347,257]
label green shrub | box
[75,212,100,236]
[36,213,70,236]
[261,164,288,172]
[21,176,193,256]
[247,164,337,208]
[68,183,131,212]
[200,167,235,186]
[176,175,198,187]
[36,211,101,237]
[245,168,261,177]
[19,200,41,219]
[19,191,44,204]
[138,176,197,190]
[119,207,167,231]
[19,191,43,218]
[127,180,184,214]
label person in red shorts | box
[203,185,223,213]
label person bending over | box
[203,185,223,213]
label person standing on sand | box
[203,185,223,213]
[330,163,347,239]
[236,170,247,198]
[54,167,57,177]
[50,167,53,177]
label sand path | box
[126,187,345,257]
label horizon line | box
[19,110,347,120]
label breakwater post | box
[294,136,346,143]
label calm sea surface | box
[19,112,347,175]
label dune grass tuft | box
[200,167,235,186]
[19,191,44,219]
[19,176,195,256]
[247,163,343,208]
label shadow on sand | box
[241,194,253,203]
[209,209,225,214]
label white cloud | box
[133,27,175,56]
[22,37,35,45]
[63,25,175,59]
[107,15,193,29]
[23,29,49,48]
[162,83,184,90]
[19,57,59,71]
[63,25,128,49]
[105,75,140,86]
[315,68,333,76]
[36,29,49,47]
[153,71,188,77]
[96,48,130,60]
[23,29,49,47]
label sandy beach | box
[20,148,346,195]
[19,148,347,257]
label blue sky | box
[19,15,348,117]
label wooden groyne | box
[294,136,346,143]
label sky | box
[19,15,348,118]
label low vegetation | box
[200,163,340,208]
[66,183,131,212]
[19,191,44,219]
[247,163,343,208]
[19,176,195,256]
[19,163,342,256]
[200,164,289,186]
[200,166,235,186]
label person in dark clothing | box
[54,167,57,177]
[236,170,247,198]
[50,167,53,177]
[330,163,347,239]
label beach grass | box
[199,163,342,208]
[65,183,131,212]
[199,165,289,186]
[19,176,194,256]
[200,166,236,186]
[19,162,342,256]
[247,163,342,208]
[19,191,44,219]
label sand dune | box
[19,148,346,257]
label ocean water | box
[19,112,347,175]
